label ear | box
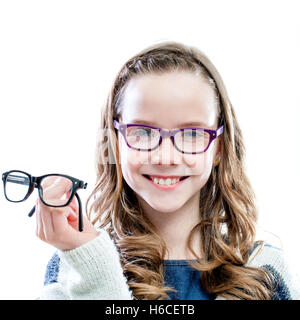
[214,137,222,166]
[216,137,222,157]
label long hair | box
[86,41,274,300]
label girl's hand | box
[35,178,99,251]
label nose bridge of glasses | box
[31,176,39,188]
[155,129,181,159]
[158,129,176,148]
[160,128,177,138]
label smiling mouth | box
[142,175,189,182]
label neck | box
[139,193,202,260]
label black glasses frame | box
[2,170,87,232]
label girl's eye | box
[127,127,154,137]
[182,129,204,137]
[136,128,151,136]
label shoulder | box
[248,242,284,269]
[247,242,300,300]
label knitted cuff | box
[58,230,116,268]
[57,229,132,299]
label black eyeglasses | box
[2,170,88,232]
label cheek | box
[119,139,147,186]
[185,156,214,195]
[184,152,214,176]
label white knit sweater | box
[39,229,300,300]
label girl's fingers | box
[34,194,98,251]
[35,199,45,240]
[35,194,79,240]
[39,198,54,240]
[68,194,79,214]
[36,197,77,245]
[50,205,77,235]
[40,176,58,189]
[43,194,78,211]
[41,177,73,203]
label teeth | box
[152,177,180,185]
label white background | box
[0,0,299,299]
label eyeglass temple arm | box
[216,125,224,137]
[75,192,84,232]
[28,192,84,232]
[28,206,35,217]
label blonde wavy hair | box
[86,41,275,300]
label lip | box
[148,175,183,179]
[142,175,188,190]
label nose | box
[151,135,182,165]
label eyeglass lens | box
[125,126,209,153]
[5,171,30,202]
[40,176,73,206]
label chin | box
[143,198,186,214]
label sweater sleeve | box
[246,243,300,300]
[39,229,133,300]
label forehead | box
[120,71,219,129]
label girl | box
[37,41,299,300]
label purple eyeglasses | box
[113,120,224,154]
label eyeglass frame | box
[2,170,88,232]
[113,120,224,154]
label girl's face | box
[118,71,221,214]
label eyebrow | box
[130,119,209,128]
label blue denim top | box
[162,259,216,300]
